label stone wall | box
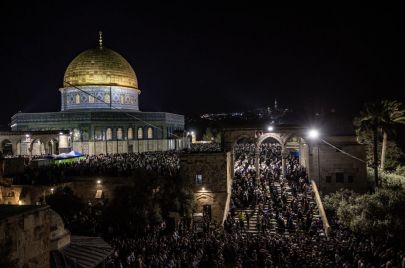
[0,206,51,268]
[0,183,72,206]
[306,136,369,194]
[68,177,136,203]
[180,152,232,224]
[0,131,61,156]
[0,178,133,206]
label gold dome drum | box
[63,47,138,89]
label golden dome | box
[63,47,138,89]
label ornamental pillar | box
[255,146,260,182]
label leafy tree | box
[355,101,405,184]
[105,171,159,235]
[354,102,384,187]
[378,100,405,170]
[203,128,214,141]
[46,186,84,225]
[324,187,405,237]
[157,175,194,219]
[104,171,194,236]
[214,132,222,143]
[323,188,359,215]
[358,129,404,171]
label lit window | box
[82,129,89,141]
[117,128,123,140]
[128,128,133,140]
[147,127,153,139]
[137,128,143,139]
[106,128,112,140]
[75,94,80,104]
[195,174,203,185]
[73,128,81,141]
[95,190,103,199]
[94,128,104,141]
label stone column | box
[255,147,260,181]
[58,134,70,153]
[281,147,287,177]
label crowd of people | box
[13,142,404,266]
[99,142,403,267]
[17,152,180,184]
[17,143,222,184]
[182,143,222,153]
[64,152,180,176]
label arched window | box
[73,128,81,141]
[106,128,112,140]
[82,128,89,141]
[104,93,110,104]
[89,95,95,103]
[94,127,104,141]
[117,128,123,140]
[75,94,80,104]
[128,128,133,140]
[147,127,153,139]
[137,128,143,139]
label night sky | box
[0,4,403,126]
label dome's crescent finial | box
[98,31,103,48]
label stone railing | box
[311,180,331,236]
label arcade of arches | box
[222,127,368,194]
[227,129,306,180]
[0,132,68,157]
[184,126,367,226]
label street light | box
[307,129,321,191]
[267,125,274,132]
[308,129,320,139]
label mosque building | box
[1,32,187,156]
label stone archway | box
[257,135,285,180]
[16,140,21,155]
[256,133,284,147]
[1,139,13,156]
[223,128,309,181]
[31,139,44,156]
[234,135,255,146]
[46,139,58,155]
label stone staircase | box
[231,181,325,237]
[234,206,258,234]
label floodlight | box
[308,129,320,139]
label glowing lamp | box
[308,129,320,139]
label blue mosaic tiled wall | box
[60,86,140,111]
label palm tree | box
[379,100,405,170]
[354,102,385,187]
